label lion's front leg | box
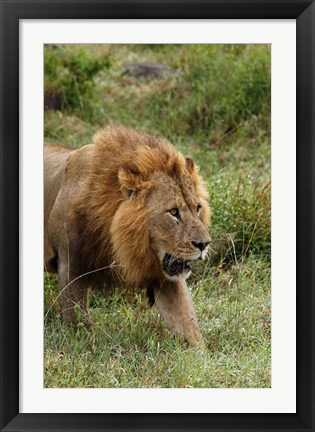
[153,279,203,345]
[58,261,91,327]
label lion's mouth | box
[162,253,192,277]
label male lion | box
[45,126,211,345]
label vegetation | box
[44,44,271,388]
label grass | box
[44,43,271,388]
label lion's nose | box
[192,240,210,251]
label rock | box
[122,62,176,79]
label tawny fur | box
[44,125,211,345]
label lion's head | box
[146,169,210,280]
[97,127,212,284]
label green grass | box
[44,43,271,388]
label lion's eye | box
[169,208,180,219]
[197,204,202,214]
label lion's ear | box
[118,165,144,195]
[185,157,195,174]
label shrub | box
[44,45,110,120]
[173,44,271,135]
[209,173,271,266]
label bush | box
[44,45,110,120]
[209,173,271,266]
[158,44,271,135]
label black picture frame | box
[1,1,314,431]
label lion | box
[44,125,211,345]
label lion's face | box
[147,171,211,280]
